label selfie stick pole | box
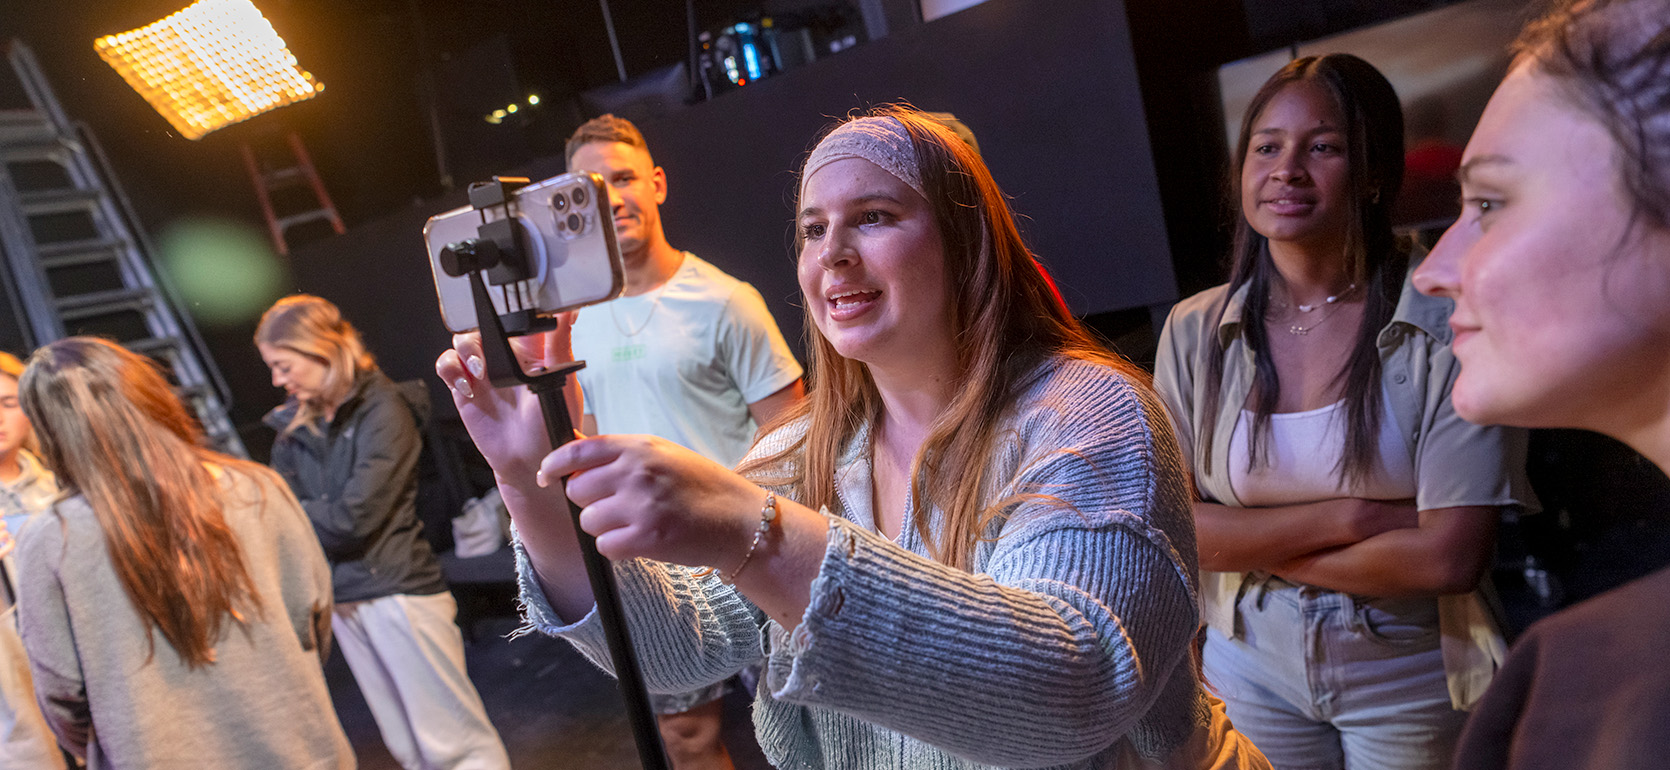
[465,272,671,770]
[444,177,669,770]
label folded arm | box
[764,511,1199,766]
[1272,505,1500,596]
[1194,497,1420,573]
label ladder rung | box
[125,337,179,356]
[37,237,126,269]
[54,287,154,319]
[0,108,49,125]
[260,166,309,187]
[277,209,338,231]
[20,187,102,215]
[0,139,67,163]
[0,110,56,144]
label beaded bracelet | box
[720,491,777,584]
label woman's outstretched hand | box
[437,313,825,625]
[541,434,765,569]
[438,314,604,619]
[435,313,579,478]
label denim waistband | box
[1236,572,1439,627]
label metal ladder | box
[240,131,346,256]
[0,40,246,457]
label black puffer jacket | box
[266,370,447,603]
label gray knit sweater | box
[520,357,1212,768]
[15,467,354,769]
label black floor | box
[323,615,773,770]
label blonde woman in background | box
[258,295,508,770]
[13,337,353,767]
[0,350,66,769]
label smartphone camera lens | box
[551,192,568,211]
[571,186,588,207]
[566,213,583,233]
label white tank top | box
[1228,392,1416,506]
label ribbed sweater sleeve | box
[760,364,1198,766]
[515,358,1206,768]
[515,546,765,695]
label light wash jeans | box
[1202,578,1465,770]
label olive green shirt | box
[1153,258,1536,710]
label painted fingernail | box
[453,378,473,399]
[535,469,548,488]
[466,356,486,379]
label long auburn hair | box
[20,337,267,668]
[740,105,1143,571]
[1200,54,1409,487]
[255,294,376,436]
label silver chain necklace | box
[1271,282,1357,313]
[608,287,666,337]
[1271,282,1358,335]
[1282,300,1348,335]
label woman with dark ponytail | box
[1413,0,1670,764]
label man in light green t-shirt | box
[564,114,805,770]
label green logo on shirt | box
[612,344,647,362]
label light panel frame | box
[96,0,322,140]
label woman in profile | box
[1153,54,1534,769]
[258,294,508,770]
[1413,0,1670,764]
[12,337,353,768]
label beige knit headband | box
[800,116,925,201]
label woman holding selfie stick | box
[1412,0,1670,765]
[440,107,1267,769]
[259,294,509,770]
[12,338,353,768]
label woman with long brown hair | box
[11,337,352,768]
[1153,54,1534,769]
[257,294,508,770]
[439,106,1267,768]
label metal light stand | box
[440,179,669,770]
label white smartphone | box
[424,172,625,333]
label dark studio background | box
[3,0,1667,643]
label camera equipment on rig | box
[432,175,669,770]
[437,176,553,337]
[427,171,625,335]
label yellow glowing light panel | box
[95,0,322,140]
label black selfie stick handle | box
[529,380,671,770]
[469,273,671,770]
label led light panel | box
[95,0,322,140]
